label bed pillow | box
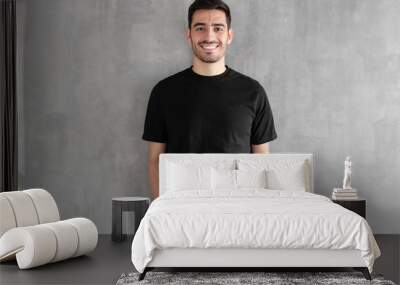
[166,162,213,191]
[236,169,268,189]
[237,159,309,191]
[212,168,237,190]
[211,169,268,190]
[267,167,306,191]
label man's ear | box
[227,28,234,45]
[186,27,191,44]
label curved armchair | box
[0,189,98,269]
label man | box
[142,0,277,198]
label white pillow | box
[166,162,212,191]
[267,167,306,191]
[212,168,237,190]
[236,169,268,188]
[237,159,309,191]
[211,168,268,190]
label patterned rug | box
[116,271,396,285]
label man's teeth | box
[201,44,218,49]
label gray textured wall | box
[17,0,400,234]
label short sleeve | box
[142,83,168,143]
[250,83,277,144]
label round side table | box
[112,197,150,242]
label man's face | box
[187,9,233,64]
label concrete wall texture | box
[17,0,400,234]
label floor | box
[0,235,399,285]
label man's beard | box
[191,41,226,63]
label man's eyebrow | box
[193,22,226,28]
[212,23,226,27]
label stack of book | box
[332,188,358,200]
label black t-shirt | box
[142,65,277,153]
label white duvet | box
[131,189,380,273]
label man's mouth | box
[199,43,219,51]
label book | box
[332,193,359,200]
[333,188,357,193]
[332,195,359,200]
[332,192,358,197]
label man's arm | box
[251,143,269,154]
[147,142,166,199]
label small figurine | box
[342,156,352,190]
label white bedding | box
[131,189,380,273]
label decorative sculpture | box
[342,156,352,190]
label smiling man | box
[142,0,277,198]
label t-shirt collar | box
[188,65,231,80]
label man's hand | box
[251,143,270,154]
[147,142,166,199]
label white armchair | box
[0,189,98,269]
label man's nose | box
[204,27,217,41]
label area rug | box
[116,271,396,285]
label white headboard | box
[159,153,314,195]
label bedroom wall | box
[17,0,400,234]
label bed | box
[131,153,381,281]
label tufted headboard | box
[159,153,314,195]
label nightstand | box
[332,198,366,218]
[112,197,151,242]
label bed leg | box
[354,267,371,280]
[138,268,148,281]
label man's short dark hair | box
[188,0,231,29]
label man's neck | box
[191,58,227,76]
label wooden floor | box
[0,235,398,285]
